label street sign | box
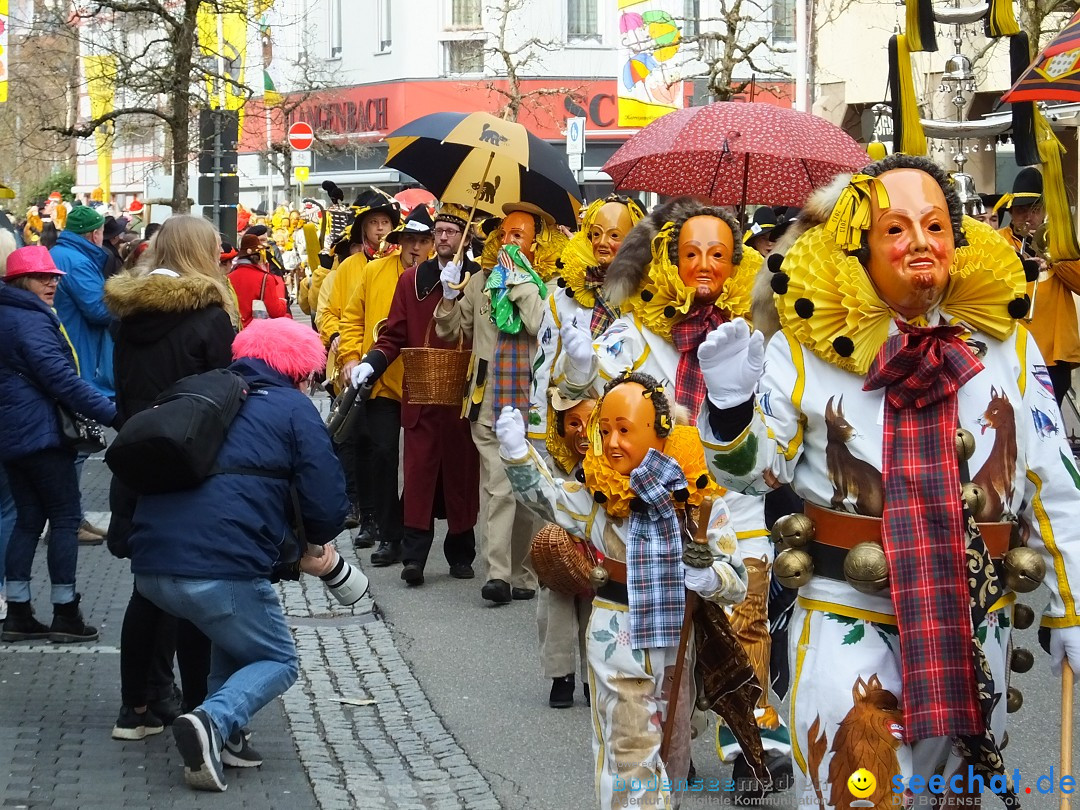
[566,116,585,155]
[568,153,583,172]
[197,175,239,206]
[288,121,314,151]
[295,166,310,182]
[293,150,312,168]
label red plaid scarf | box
[669,305,726,425]
[583,266,618,336]
[863,321,985,741]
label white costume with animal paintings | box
[501,445,747,810]
[700,320,1080,807]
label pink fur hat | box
[232,318,326,380]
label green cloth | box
[485,244,547,335]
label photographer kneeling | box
[128,318,349,792]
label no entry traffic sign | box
[288,122,314,151]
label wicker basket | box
[400,321,471,407]
[531,523,598,596]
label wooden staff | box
[447,150,496,291]
[660,590,696,764]
[1063,661,1074,810]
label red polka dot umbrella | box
[602,102,871,207]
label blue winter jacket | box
[50,229,114,397]
[129,358,349,580]
[0,284,118,462]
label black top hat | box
[384,206,435,244]
[979,192,1003,212]
[743,207,778,244]
[772,207,800,242]
[1004,167,1043,210]
[352,188,402,229]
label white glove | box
[682,563,720,596]
[440,260,462,300]
[560,319,595,376]
[1049,626,1080,676]
[350,362,374,389]
[495,406,529,460]
[698,318,766,410]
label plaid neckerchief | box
[583,266,618,336]
[863,321,985,741]
[626,449,688,649]
[669,305,727,424]
[491,329,534,416]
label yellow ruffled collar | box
[582,424,719,519]
[557,233,602,309]
[621,222,761,342]
[545,406,581,476]
[774,216,1027,375]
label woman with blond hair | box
[104,214,238,744]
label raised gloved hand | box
[1049,626,1080,676]
[698,318,766,410]
[350,362,374,389]
[682,563,721,596]
[560,319,595,376]
[495,406,529,460]
[440,260,462,300]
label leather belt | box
[803,501,1012,558]
[595,556,628,604]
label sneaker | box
[78,519,106,545]
[112,705,165,741]
[173,709,227,792]
[221,730,263,768]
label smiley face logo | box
[848,768,877,800]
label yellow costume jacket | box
[338,253,406,402]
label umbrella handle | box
[447,150,496,290]
[1063,662,1074,810]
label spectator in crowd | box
[228,233,292,328]
[0,246,116,643]
[0,229,19,623]
[102,215,129,278]
[104,215,238,742]
[130,318,347,792]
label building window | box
[451,0,482,28]
[772,0,795,42]
[567,0,599,42]
[446,39,484,74]
[683,0,699,37]
[377,0,392,52]
[328,0,342,58]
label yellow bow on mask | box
[824,174,891,252]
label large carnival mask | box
[500,211,537,264]
[598,382,666,476]
[589,202,633,269]
[560,399,596,461]
[677,215,735,304]
[866,168,954,320]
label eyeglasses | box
[27,274,60,285]
[434,228,462,237]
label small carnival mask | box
[866,168,954,320]
[589,202,633,269]
[598,382,665,476]
[499,211,537,264]
[561,399,596,461]
[677,215,735,304]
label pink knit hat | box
[231,317,326,381]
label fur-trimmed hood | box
[105,271,229,319]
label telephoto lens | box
[320,549,370,606]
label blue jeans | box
[0,464,15,590]
[4,448,82,604]
[134,575,298,743]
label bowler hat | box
[5,245,65,279]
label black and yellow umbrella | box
[384,111,581,228]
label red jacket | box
[229,260,291,328]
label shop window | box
[568,0,599,42]
[683,0,699,37]
[446,39,484,74]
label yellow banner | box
[83,54,115,202]
[197,2,248,131]
[617,0,685,127]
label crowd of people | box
[1,157,1080,807]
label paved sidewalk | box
[0,450,501,809]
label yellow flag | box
[83,54,115,202]
[196,4,248,130]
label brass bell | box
[962,482,987,517]
[774,548,814,589]
[1012,603,1035,630]
[696,695,712,711]
[843,542,889,594]
[1006,686,1023,713]
[1010,647,1034,673]
[589,565,610,589]
[1002,547,1046,593]
[770,513,816,549]
[954,428,976,463]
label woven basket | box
[400,321,470,407]
[531,523,597,596]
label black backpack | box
[105,369,250,495]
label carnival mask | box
[677,216,735,304]
[561,399,596,461]
[598,382,665,476]
[589,202,633,269]
[866,168,954,320]
[500,211,537,264]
